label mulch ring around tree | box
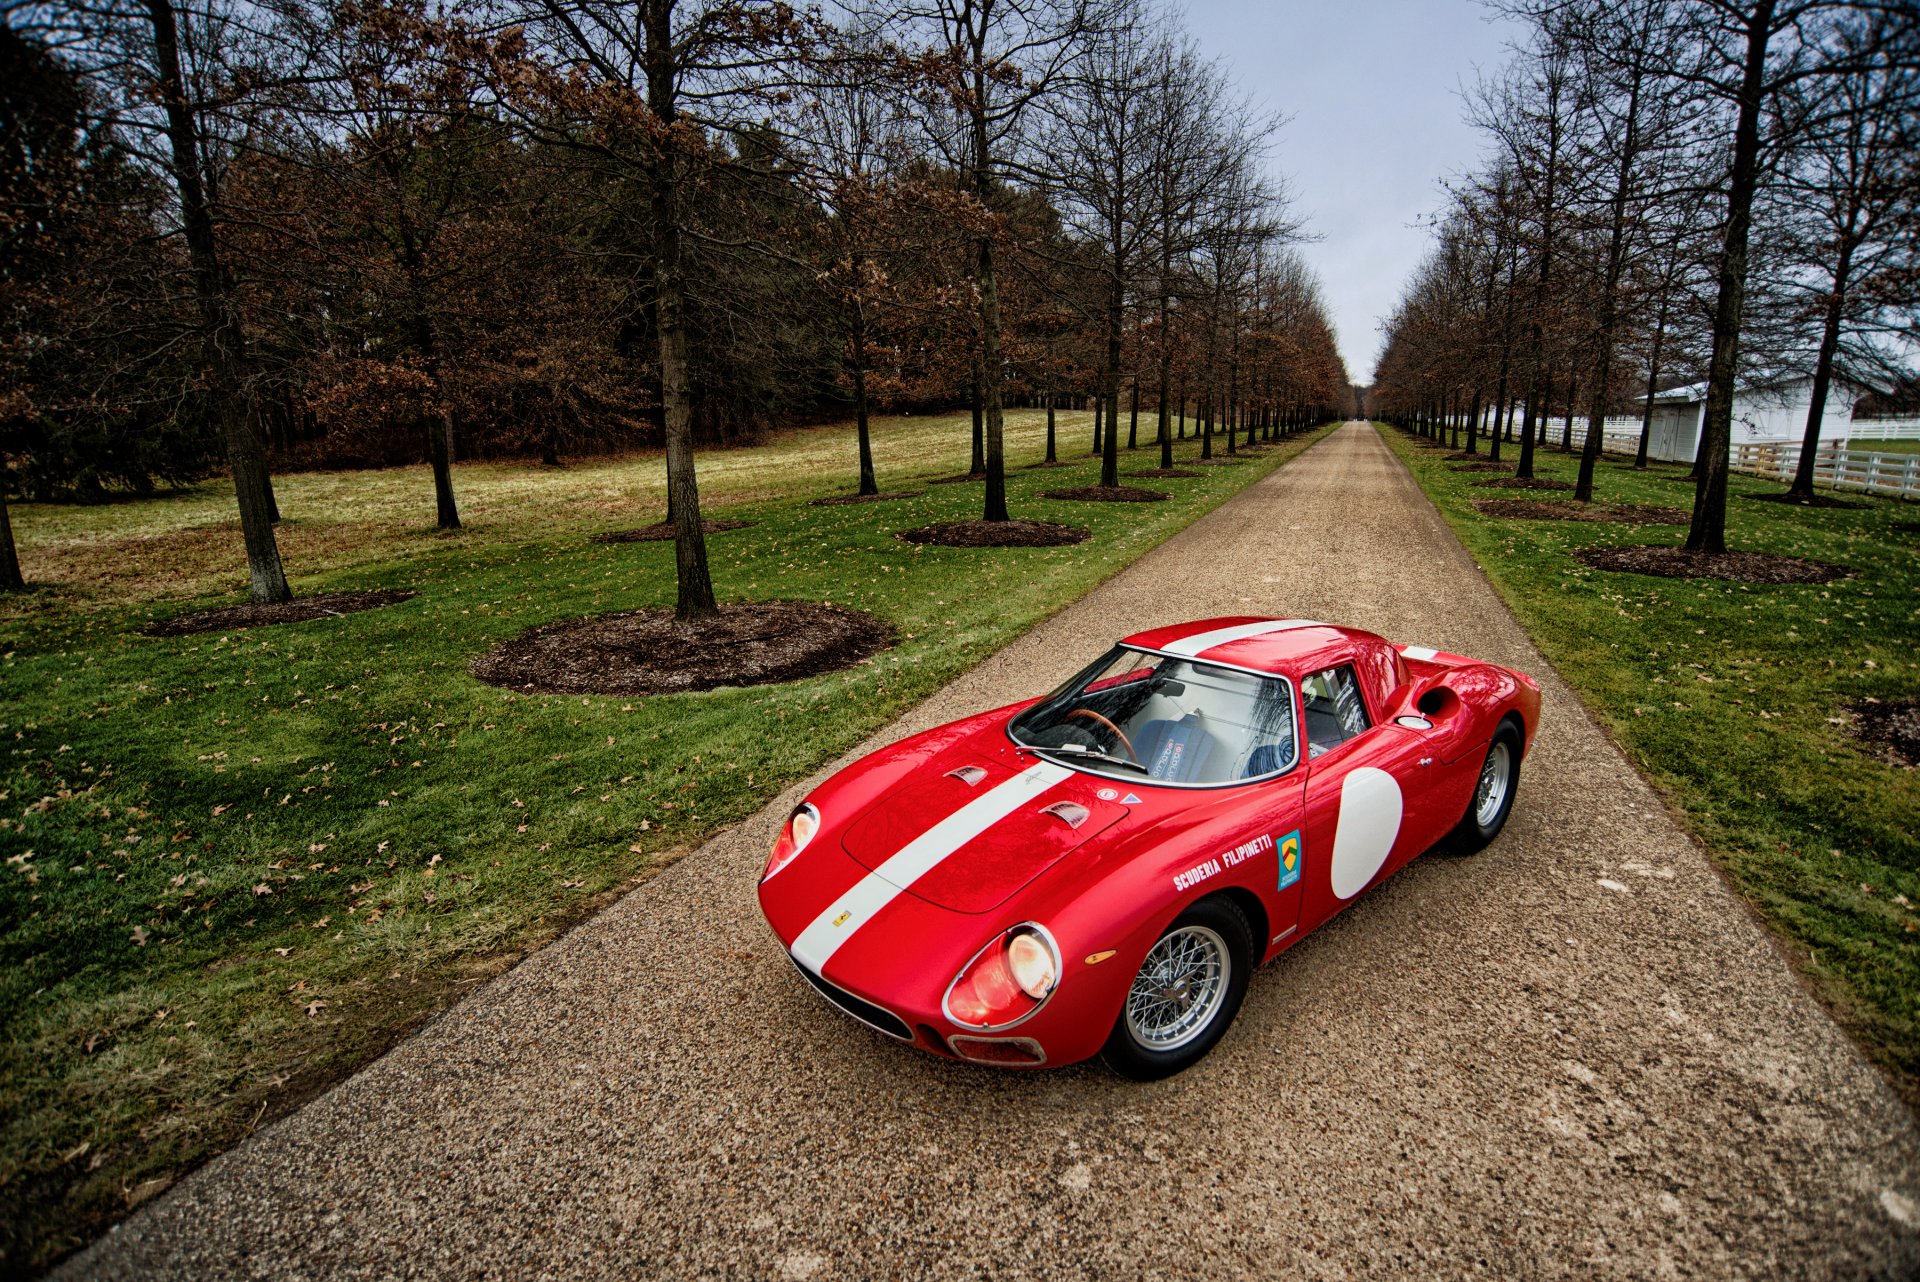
[1572,545,1855,585]
[1474,477,1575,491]
[1125,468,1203,479]
[895,520,1090,548]
[809,490,926,507]
[590,519,754,544]
[142,590,416,638]
[469,600,893,696]
[1186,457,1243,466]
[928,472,987,485]
[1847,696,1920,768]
[1471,499,1690,525]
[1893,522,1920,535]
[1452,462,1514,472]
[1745,490,1872,510]
[1041,485,1170,503]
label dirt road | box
[63,424,1920,1280]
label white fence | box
[1849,418,1920,441]
[1732,442,1920,500]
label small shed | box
[1636,377,1862,464]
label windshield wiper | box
[1039,742,1149,774]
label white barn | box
[1637,376,1862,464]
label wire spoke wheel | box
[1474,741,1512,827]
[1124,925,1230,1052]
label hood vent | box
[945,765,989,786]
[1040,801,1090,830]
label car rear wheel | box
[1101,897,1253,1081]
[1444,721,1523,855]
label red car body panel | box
[757,618,1541,1069]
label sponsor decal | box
[1173,831,1277,894]
[1121,792,1142,804]
[1172,858,1222,893]
[831,911,851,927]
[1221,832,1273,869]
[1276,829,1302,891]
[1096,787,1119,802]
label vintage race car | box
[757,618,1541,1079]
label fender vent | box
[1040,801,1090,830]
[945,765,988,786]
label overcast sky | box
[1182,0,1525,384]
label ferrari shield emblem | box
[1277,830,1302,891]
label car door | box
[1295,664,1449,931]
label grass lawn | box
[0,409,1333,1273]
[1381,425,1920,1102]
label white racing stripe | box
[790,761,1073,973]
[1401,645,1438,661]
[1161,618,1324,658]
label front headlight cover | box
[761,802,820,883]
[942,923,1062,1031]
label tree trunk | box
[1045,395,1057,463]
[428,408,460,528]
[1101,278,1122,488]
[1127,379,1139,451]
[1092,397,1102,455]
[145,0,288,603]
[969,374,984,474]
[645,2,715,619]
[0,489,22,591]
[1560,368,1577,452]
[1636,303,1667,468]
[1688,1,1775,554]
[1788,236,1855,501]
[852,306,877,495]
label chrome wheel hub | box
[1475,741,1512,827]
[1125,925,1230,1052]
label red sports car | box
[757,618,1541,1079]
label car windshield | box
[1009,647,1297,786]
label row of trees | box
[1371,0,1917,549]
[1,0,1349,607]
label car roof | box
[1119,617,1390,677]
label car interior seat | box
[1133,715,1218,783]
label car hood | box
[839,749,1131,914]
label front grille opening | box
[791,956,912,1040]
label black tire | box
[1444,720,1523,855]
[1100,896,1253,1081]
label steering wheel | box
[1065,708,1140,764]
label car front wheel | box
[1101,897,1253,1081]
[1444,721,1523,855]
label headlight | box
[761,803,820,883]
[1006,931,1056,999]
[942,924,1061,1030]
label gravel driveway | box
[62,424,1920,1280]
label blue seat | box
[1134,716,1217,783]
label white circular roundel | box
[1329,767,1404,899]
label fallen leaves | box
[129,925,149,947]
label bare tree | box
[895,0,1109,521]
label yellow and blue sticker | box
[1277,829,1302,891]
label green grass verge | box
[1380,424,1920,1100]
[0,410,1333,1273]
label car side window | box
[1301,665,1370,759]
